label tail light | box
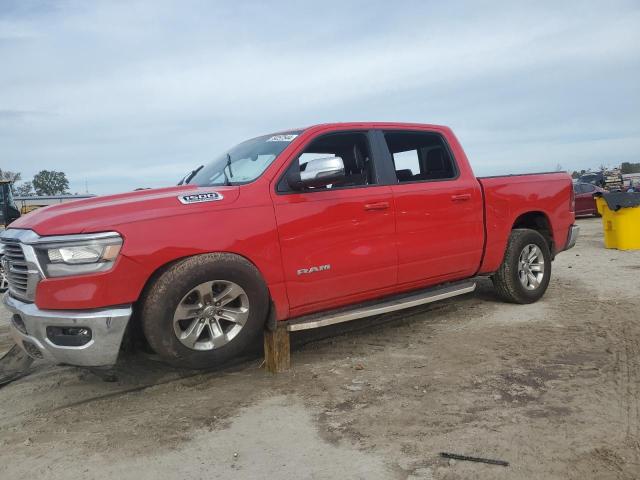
[570,183,575,212]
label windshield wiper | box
[226,153,234,178]
[221,153,233,186]
[182,165,203,185]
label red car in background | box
[574,182,606,216]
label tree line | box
[0,169,70,196]
[621,162,640,174]
[571,162,640,179]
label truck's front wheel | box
[140,253,269,369]
[491,228,552,304]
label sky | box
[1,0,639,194]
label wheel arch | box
[125,251,281,350]
[511,211,555,256]
[136,250,278,299]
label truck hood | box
[10,185,241,236]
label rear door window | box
[383,131,457,183]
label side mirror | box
[288,156,346,190]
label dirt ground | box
[0,217,639,479]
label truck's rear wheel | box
[491,228,552,304]
[140,253,269,369]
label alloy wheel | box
[172,280,249,351]
[518,244,545,290]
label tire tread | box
[140,253,269,369]
[492,228,551,304]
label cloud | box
[0,0,639,193]
[0,109,51,120]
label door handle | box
[451,194,471,202]
[364,201,390,211]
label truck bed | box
[477,172,575,274]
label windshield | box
[0,183,16,206]
[580,175,599,184]
[189,131,302,186]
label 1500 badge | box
[178,192,224,204]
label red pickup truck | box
[1,123,578,368]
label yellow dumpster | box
[594,193,640,250]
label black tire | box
[140,253,269,369]
[491,228,552,304]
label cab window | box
[383,131,457,183]
[278,131,376,192]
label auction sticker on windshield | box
[267,134,298,142]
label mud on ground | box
[0,217,639,479]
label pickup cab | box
[1,123,579,368]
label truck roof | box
[299,121,449,131]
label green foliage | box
[620,162,640,174]
[32,170,70,196]
[14,182,34,196]
[0,169,21,183]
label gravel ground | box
[0,217,639,479]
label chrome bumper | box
[3,294,132,367]
[564,224,580,251]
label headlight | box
[34,233,123,278]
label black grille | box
[1,239,29,297]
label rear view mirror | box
[288,156,345,190]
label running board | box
[286,281,476,332]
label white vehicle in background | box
[623,173,640,190]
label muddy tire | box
[491,228,552,304]
[140,253,269,369]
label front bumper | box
[3,294,132,367]
[564,224,580,251]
